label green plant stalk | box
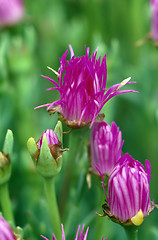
[94,179,109,239]
[59,127,89,220]
[44,177,62,239]
[0,183,15,225]
[124,226,138,240]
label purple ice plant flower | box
[151,0,158,41]
[95,153,152,226]
[108,153,151,224]
[35,46,137,128]
[0,0,24,27]
[90,121,124,176]
[0,216,15,240]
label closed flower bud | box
[0,0,24,27]
[3,130,14,157]
[0,130,13,185]
[0,152,11,185]
[151,0,158,42]
[0,216,14,240]
[100,153,153,226]
[27,121,65,178]
[90,121,123,176]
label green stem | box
[59,127,89,220]
[124,226,138,240]
[94,179,109,239]
[0,183,15,225]
[43,177,62,239]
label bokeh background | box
[0,0,158,239]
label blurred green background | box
[0,0,158,239]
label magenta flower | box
[90,121,123,176]
[96,153,152,226]
[151,0,158,41]
[0,216,15,240]
[108,153,151,223]
[0,0,24,27]
[35,46,137,128]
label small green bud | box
[0,152,11,184]
[0,130,13,185]
[3,129,14,157]
[37,133,62,178]
[14,226,24,240]
[54,120,63,143]
[27,121,67,178]
[27,137,39,161]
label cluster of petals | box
[151,0,158,41]
[108,153,151,222]
[0,216,15,240]
[37,129,59,150]
[36,46,137,128]
[90,121,123,176]
[0,0,24,27]
[41,224,108,240]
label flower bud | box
[0,130,13,185]
[90,121,123,176]
[0,216,15,240]
[151,0,158,43]
[3,130,14,157]
[0,0,24,27]
[27,121,64,178]
[103,153,152,226]
[0,152,11,185]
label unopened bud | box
[0,130,13,185]
[3,130,14,157]
[27,121,66,178]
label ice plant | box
[95,153,153,227]
[0,129,13,185]
[35,46,137,128]
[27,122,65,178]
[151,0,158,42]
[27,121,66,239]
[0,130,15,225]
[90,121,123,176]
[0,0,24,27]
[0,216,15,240]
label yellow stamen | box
[47,66,59,77]
[131,209,144,226]
[115,77,131,92]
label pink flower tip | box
[37,129,59,150]
[0,0,24,27]
[90,121,124,176]
[0,216,15,240]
